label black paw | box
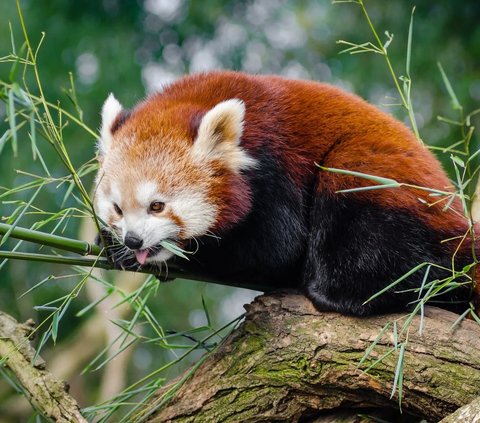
[96,229,140,271]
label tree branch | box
[440,397,480,423]
[139,293,480,422]
[0,311,87,423]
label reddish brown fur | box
[123,73,464,224]
[99,71,478,313]
[111,71,474,263]
[165,209,186,237]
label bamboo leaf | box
[9,21,16,56]
[364,262,428,304]
[383,31,393,51]
[406,7,415,77]
[75,290,113,317]
[450,308,471,330]
[160,240,191,260]
[0,130,11,156]
[451,155,465,168]
[392,321,398,348]
[19,275,55,298]
[417,264,432,301]
[202,296,212,327]
[0,184,43,247]
[29,111,37,160]
[357,322,391,368]
[7,88,17,157]
[438,63,462,111]
[336,183,399,194]
[33,331,50,362]
[363,347,396,374]
[469,309,480,326]
[391,342,406,410]
[318,166,399,185]
[51,310,60,343]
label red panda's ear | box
[192,99,256,171]
[98,94,123,159]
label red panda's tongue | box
[135,250,149,265]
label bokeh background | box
[0,0,479,421]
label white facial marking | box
[110,182,122,206]
[170,188,218,238]
[95,134,223,265]
[95,187,114,225]
[125,211,178,245]
[136,181,160,208]
[148,249,174,263]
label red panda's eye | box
[150,201,165,213]
[113,203,123,216]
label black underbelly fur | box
[301,194,471,316]
[182,193,472,316]
[99,173,472,316]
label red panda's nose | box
[124,232,143,250]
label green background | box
[0,0,479,420]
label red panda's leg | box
[96,228,142,271]
[301,191,471,316]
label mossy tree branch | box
[0,311,87,423]
[3,293,480,422]
[139,293,480,423]
[440,397,480,423]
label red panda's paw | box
[96,228,142,271]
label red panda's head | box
[94,94,255,265]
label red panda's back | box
[151,72,464,234]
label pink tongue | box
[135,250,149,265]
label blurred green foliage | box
[0,0,479,420]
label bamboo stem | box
[0,251,109,268]
[0,222,102,256]
[0,250,272,292]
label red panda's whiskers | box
[116,246,133,262]
[163,260,169,280]
[189,237,200,254]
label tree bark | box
[0,311,87,423]
[439,397,480,423]
[140,293,480,423]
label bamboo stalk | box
[0,222,102,256]
[0,224,273,291]
[0,250,272,292]
[0,251,110,268]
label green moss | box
[190,386,283,423]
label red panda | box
[94,71,475,316]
